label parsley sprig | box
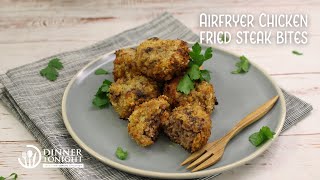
[115,147,128,160]
[231,55,250,74]
[40,58,63,81]
[249,126,275,147]
[0,173,18,180]
[292,50,303,56]
[177,43,213,94]
[95,68,109,75]
[92,79,112,108]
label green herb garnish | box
[292,50,303,56]
[95,68,109,75]
[115,147,128,160]
[231,55,250,74]
[177,74,195,94]
[40,66,59,81]
[249,126,275,147]
[0,173,18,180]
[200,70,211,81]
[40,58,63,81]
[177,43,213,94]
[48,58,63,70]
[92,79,112,108]
[220,33,230,42]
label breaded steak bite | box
[108,76,160,119]
[113,48,140,81]
[135,37,190,81]
[164,77,216,114]
[161,104,212,152]
[128,95,170,147]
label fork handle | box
[222,95,279,143]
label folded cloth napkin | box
[0,12,313,180]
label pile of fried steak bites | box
[108,37,216,152]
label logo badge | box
[18,145,41,168]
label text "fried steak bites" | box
[128,95,170,147]
[108,75,160,119]
[164,77,216,114]
[113,48,141,81]
[135,37,190,81]
[161,104,212,153]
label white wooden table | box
[0,1,319,179]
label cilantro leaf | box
[100,80,112,93]
[193,55,205,66]
[95,80,112,96]
[204,47,213,60]
[231,55,250,74]
[189,51,204,65]
[92,96,109,108]
[177,74,194,94]
[95,68,109,75]
[177,43,213,94]
[249,126,275,147]
[192,42,201,55]
[187,64,201,80]
[249,132,265,146]
[48,58,63,70]
[92,79,112,108]
[101,85,110,93]
[40,66,59,81]
[240,56,250,71]
[292,50,303,55]
[189,43,204,65]
[103,79,112,86]
[40,58,63,81]
[0,173,18,180]
[189,43,213,66]
[260,126,275,139]
[200,70,211,81]
[231,69,241,74]
[8,173,17,180]
[115,147,128,160]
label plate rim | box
[62,42,286,179]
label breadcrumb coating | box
[108,76,160,119]
[161,104,212,152]
[164,77,216,114]
[108,38,218,153]
[128,95,170,147]
[135,37,190,81]
[113,48,141,81]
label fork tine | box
[180,147,207,166]
[191,149,224,172]
[181,140,221,166]
[187,151,213,169]
[180,141,217,166]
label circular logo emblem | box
[18,145,41,168]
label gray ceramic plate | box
[62,43,286,179]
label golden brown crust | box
[113,48,141,81]
[161,104,212,152]
[109,38,218,152]
[135,38,190,81]
[163,77,216,114]
[128,95,170,147]
[108,76,160,119]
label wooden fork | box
[181,95,279,172]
